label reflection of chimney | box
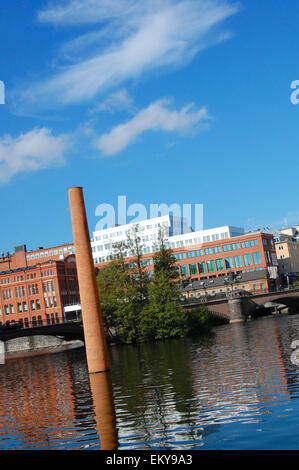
[89,372,118,450]
[68,187,110,374]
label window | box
[180,265,188,277]
[265,251,272,264]
[172,253,186,260]
[263,238,268,246]
[17,302,22,313]
[225,257,234,269]
[9,304,14,314]
[36,299,41,310]
[22,301,27,312]
[187,249,203,258]
[207,260,215,273]
[30,300,35,311]
[241,239,258,248]
[216,259,224,271]
[205,246,221,255]
[198,261,206,273]
[244,254,252,267]
[189,263,197,275]
[223,243,240,252]
[234,255,243,268]
[252,252,262,265]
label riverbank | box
[3,335,84,358]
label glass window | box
[207,260,215,273]
[225,257,234,269]
[234,255,243,268]
[189,263,197,275]
[198,261,206,273]
[187,249,203,258]
[180,265,188,277]
[216,259,224,271]
[252,252,261,265]
[244,254,253,266]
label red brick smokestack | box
[68,187,110,374]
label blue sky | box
[0,0,298,253]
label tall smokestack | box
[68,187,110,374]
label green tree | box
[139,227,189,341]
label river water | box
[1,313,299,450]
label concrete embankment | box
[3,336,84,358]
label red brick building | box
[0,252,80,328]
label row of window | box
[2,272,39,284]
[26,246,74,261]
[2,282,45,300]
[179,252,262,276]
[2,295,58,315]
[0,313,62,328]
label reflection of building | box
[0,354,78,448]
[0,247,80,327]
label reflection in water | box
[89,372,118,450]
[0,314,299,449]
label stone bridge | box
[0,320,85,343]
[183,287,299,323]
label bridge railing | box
[0,317,81,331]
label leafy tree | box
[139,227,189,341]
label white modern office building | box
[91,215,244,265]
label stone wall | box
[4,336,83,353]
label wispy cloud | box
[0,128,70,183]
[16,0,239,110]
[88,89,135,114]
[95,98,211,156]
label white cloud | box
[18,0,239,110]
[0,128,70,183]
[88,89,135,114]
[95,98,210,156]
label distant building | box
[0,249,80,327]
[92,216,278,294]
[250,224,299,286]
[91,214,244,265]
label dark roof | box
[181,269,268,292]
